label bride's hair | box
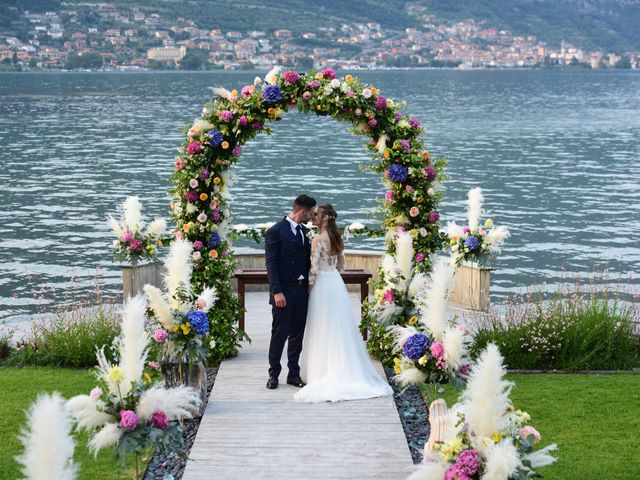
[318,204,344,255]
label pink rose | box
[405,185,414,192]
[396,226,405,233]
[520,426,541,445]
[241,85,252,97]
[321,67,336,79]
[187,142,203,155]
[175,231,184,240]
[175,159,185,170]
[151,409,169,429]
[121,230,133,243]
[192,240,204,250]
[283,70,300,84]
[148,360,161,370]
[409,207,419,217]
[382,289,395,303]
[130,239,142,251]
[462,226,470,234]
[195,298,206,310]
[153,328,168,343]
[415,252,425,262]
[192,251,201,261]
[302,91,312,100]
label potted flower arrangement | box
[144,238,217,414]
[65,295,201,480]
[409,344,557,480]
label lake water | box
[0,69,639,323]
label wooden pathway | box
[182,292,414,479]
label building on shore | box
[147,46,186,63]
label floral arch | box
[170,67,446,363]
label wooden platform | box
[181,292,414,480]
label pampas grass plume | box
[88,423,122,457]
[118,294,149,397]
[376,133,389,154]
[137,385,201,420]
[106,216,123,237]
[395,232,414,288]
[145,218,166,238]
[143,285,173,330]
[64,395,111,431]
[442,326,466,371]
[461,343,513,439]
[406,461,448,480]
[467,187,484,231]
[484,225,510,254]
[123,196,143,234]
[163,239,193,309]
[482,440,522,480]
[16,392,78,480]
[420,257,455,342]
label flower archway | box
[170,67,446,363]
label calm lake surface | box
[1,69,639,323]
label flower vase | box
[424,398,448,456]
[160,357,207,417]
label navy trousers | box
[268,284,309,379]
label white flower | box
[355,108,362,116]
[234,224,249,232]
[398,119,410,129]
[254,76,262,85]
[330,78,340,88]
[189,179,198,189]
[419,227,428,237]
[264,66,281,85]
[197,212,207,223]
[209,339,216,349]
[347,222,366,231]
[223,208,230,218]
[186,203,197,214]
[202,107,210,116]
[112,239,119,247]
[427,187,435,196]
[340,82,350,92]
[192,251,201,261]
[362,88,372,98]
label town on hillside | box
[1,2,638,71]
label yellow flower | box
[316,105,322,111]
[345,74,353,83]
[409,229,418,238]
[148,247,156,255]
[213,177,221,184]
[438,437,464,461]
[417,197,425,204]
[267,107,276,115]
[172,325,180,332]
[221,141,229,149]
[393,357,402,374]
[180,322,191,335]
[491,431,504,443]
[408,316,418,325]
[107,366,123,385]
[143,372,153,384]
[315,72,323,79]
[484,218,494,229]
[450,236,458,246]
[418,355,428,366]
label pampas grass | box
[460,343,513,438]
[395,232,414,289]
[123,196,143,234]
[394,366,428,388]
[522,444,558,468]
[64,395,112,430]
[117,295,148,397]
[88,423,122,457]
[143,285,173,330]
[482,440,522,480]
[163,239,193,310]
[419,257,455,342]
[376,133,389,153]
[196,287,217,312]
[484,225,510,254]
[467,187,484,231]
[442,326,467,371]
[136,385,201,421]
[16,392,77,480]
[146,218,166,238]
[406,460,448,480]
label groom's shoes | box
[266,376,279,389]
[286,375,306,388]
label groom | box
[264,194,316,389]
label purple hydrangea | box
[184,190,198,202]
[207,129,224,148]
[261,84,282,104]
[400,140,410,151]
[306,80,321,89]
[409,117,421,129]
[455,450,480,476]
[428,211,440,223]
[368,118,378,128]
[209,232,221,248]
[394,112,403,122]
[232,144,242,156]
[211,208,220,222]
[403,333,431,360]
[186,310,209,335]
[464,236,480,251]
[283,71,300,84]
[374,95,388,110]
[387,163,409,183]
[200,168,210,180]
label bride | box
[294,204,393,403]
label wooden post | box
[120,261,163,299]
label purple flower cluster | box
[185,190,198,202]
[424,166,437,182]
[403,333,431,360]
[321,67,336,79]
[409,117,421,129]
[218,110,234,122]
[186,310,209,335]
[207,129,224,148]
[151,410,169,429]
[187,142,203,155]
[306,80,321,89]
[238,115,248,126]
[428,211,440,223]
[232,144,242,156]
[456,449,480,476]
[119,410,138,431]
[464,236,480,251]
[374,95,388,110]
[400,140,411,151]
[387,163,409,183]
[368,118,378,128]
[394,112,403,122]
[252,121,264,131]
[261,84,282,104]
[209,232,221,248]
[200,168,210,180]
[211,208,220,222]
[193,240,204,251]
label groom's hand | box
[274,292,286,308]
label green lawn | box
[440,373,640,480]
[0,367,149,480]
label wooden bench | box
[235,268,373,340]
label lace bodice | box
[309,240,345,285]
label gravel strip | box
[384,367,429,464]
[144,365,428,478]
[143,367,218,480]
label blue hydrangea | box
[209,232,221,248]
[207,129,224,148]
[403,333,431,360]
[261,84,282,104]
[387,163,409,183]
[464,236,481,251]
[186,310,209,335]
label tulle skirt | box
[294,269,393,403]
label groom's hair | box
[292,194,316,212]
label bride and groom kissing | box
[265,194,392,403]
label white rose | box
[197,212,207,223]
[362,88,372,98]
[112,239,119,247]
[189,178,198,188]
[330,78,340,88]
[192,251,201,261]
[348,222,365,231]
[202,107,211,116]
[427,188,435,196]
[254,76,262,85]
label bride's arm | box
[308,236,320,291]
[337,249,346,272]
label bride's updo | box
[318,204,344,255]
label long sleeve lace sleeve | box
[337,250,346,272]
[309,238,321,285]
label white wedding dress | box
[294,240,393,403]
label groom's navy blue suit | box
[265,217,311,379]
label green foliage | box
[472,287,640,371]
[178,49,211,70]
[64,52,104,69]
[0,324,14,361]
[5,306,120,368]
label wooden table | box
[235,269,373,340]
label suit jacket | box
[265,217,311,304]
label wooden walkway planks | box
[182,291,414,480]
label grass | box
[0,367,150,480]
[434,373,640,480]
